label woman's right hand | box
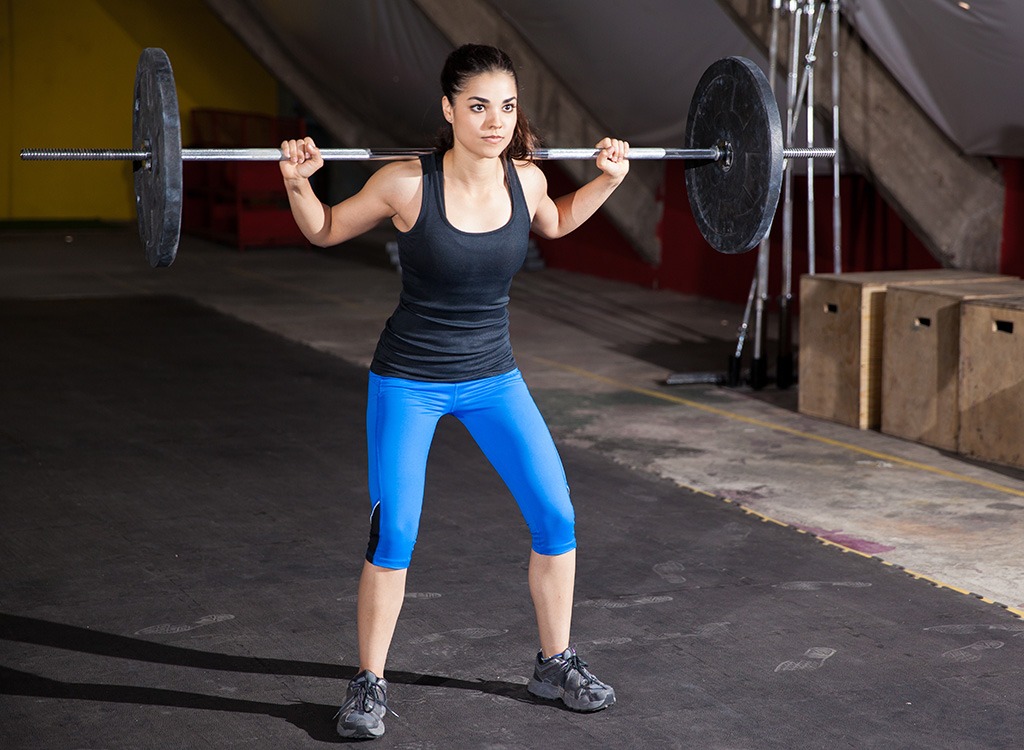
[279,137,323,180]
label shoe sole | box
[337,722,385,739]
[527,679,616,712]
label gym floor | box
[2,226,1024,749]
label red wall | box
[999,158,1024,278]
[534,165,657,288]
[536,161,950,306]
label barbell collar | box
[20,148,151,161]
[783,147,837,158]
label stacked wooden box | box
[881,281,1024,453]
[798,270,1009,429]
[799,270,1024,469]
[957,296,1024,468]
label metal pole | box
[18,149,152,161]
[186,147,724,161]
[805,1,818,277]
[783,0,801,292]
[831,0,842,274]
[750,0,783,391]
[728,274,760,386]
[777,1,802,390]
[785,4,827,143]
[21,145,833,162]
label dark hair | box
[436,44,540,161]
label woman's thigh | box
[454,370,575,554]
[365,373,452,568]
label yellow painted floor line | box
[538,357,1024,619]
[679,487,1024,620]
[535,357,1024,500]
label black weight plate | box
[684,57,783,254]
[132,48,182,268]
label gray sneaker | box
[335,670,394,739]
[526,648,616,712]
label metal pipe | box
[785,147,838,158]
[806,1,819,276]
[19,148,151,161]
[786,3,827,143]
[751,0,784,391]
[831,0,842,273]
[188,147,725,161]
[783,1,801,303]
[728,273,761,386]
[776,1,802,390]
[22,145,833,163]
[735,272,759,361]
[21,146,717,162]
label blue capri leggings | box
[365,368,576,569]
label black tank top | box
[370,151,531,381]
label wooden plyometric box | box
[958,295,1024,469]
[798,270,1011,429]
[881,280,1024,449]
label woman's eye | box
[503,104,516,112]
[471,104,485,112]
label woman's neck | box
[444,148,505,191]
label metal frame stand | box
[830,0,842,275]
[779,0,844,388]
[776,0,810,388]
[667,0,841,391]
[778,0,843,387]
[748,0,783,391]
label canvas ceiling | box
[232,0,1024,158]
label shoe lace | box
[334,677,399,719]
[561,652,597,686]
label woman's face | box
[442,70,518,158]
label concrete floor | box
[3,224,1023,619]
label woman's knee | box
[365,504,419,569]
[528,497,576,555]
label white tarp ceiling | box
[845,0,1024,157]
[249,0,1024,158]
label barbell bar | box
[20,48,836,268]
[21,146,836,162]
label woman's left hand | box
[594,137,630,181]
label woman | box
[281,43,629,740]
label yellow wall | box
[0,0,279,220]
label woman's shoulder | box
[376,157,426,182]
[512,158,546,192]
[367,157,425,200]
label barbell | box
[21,48,835,268]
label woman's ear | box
[441,96,453,124]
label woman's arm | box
[280,137,409,247]
[527,137,630,240]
